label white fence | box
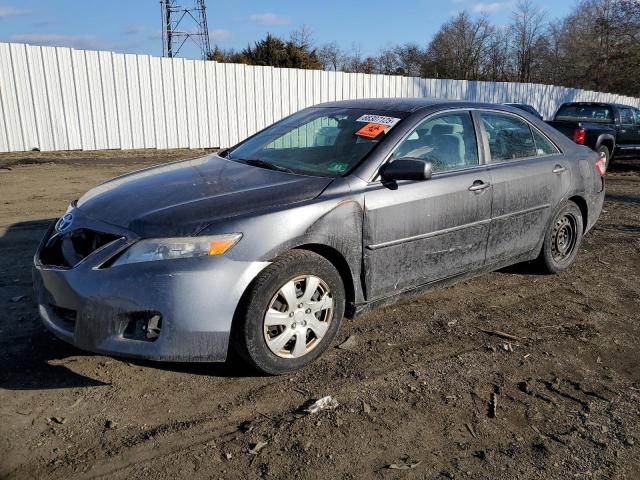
[1,41,639,153]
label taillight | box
[595,155,607,177]
[573,127,586,145]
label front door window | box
[390,112,478,173]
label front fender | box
[198,180,366,305]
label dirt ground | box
[0,149,638,480]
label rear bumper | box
[33,219,268,362]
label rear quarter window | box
[531,128,559,156]
[555,105,613,123]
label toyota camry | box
[33,99,606,374]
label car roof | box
[561,102,635,109]
[314,98,516,113]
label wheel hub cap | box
[263,275,334,359]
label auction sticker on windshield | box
[356,114,400,127]
[356,123,387,138]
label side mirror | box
[380,158,433,181]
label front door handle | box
[468,181,491,192]
[552,165,567,174]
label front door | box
[363,110,492,300]
[478,110,571,264]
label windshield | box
[555,104,613,123]
[225,107,407,177]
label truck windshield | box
[555,105,613,123]
[225,107,407,177]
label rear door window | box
[619,108,635,125]
[480,112,537,162]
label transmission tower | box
[160,0,211,59]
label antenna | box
[160,0,211,59]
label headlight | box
[111,233,242,266]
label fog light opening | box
[146,314,162,340]
[122,312,163,342]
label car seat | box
[430,124,465,167]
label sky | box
[0,0,577,59]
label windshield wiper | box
[243,159,295,174]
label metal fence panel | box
[124,54,144,150]
[72,49,94,150]
[214,61,229,147]
[183,59,199,149]
[1,41,640,153]
[160,57,178,149]
[112,53,132,150]
[84,50,106,150]
[244,65,257,138]
[149,56,166,149]
[172,58,188,148]
[137,55,155,149]
[10,43,38,152]
[0,43,24,151]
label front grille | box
[40,228,122,268]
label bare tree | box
[484,28,512,81]
[619,0,640,43]
[212,1,640,97]
[546,0,640,95]
[510,0,548,83]
[394,43,425,76]
[538,20,570,86]
[423,12,495,80]
[344,43,366,73]
[376,46,400,75]
[289,25,314,50]
[318,42,345,71]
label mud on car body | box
[33,99,606,374]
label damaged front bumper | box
[32,215,268,362]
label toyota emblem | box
[55,213,74,232]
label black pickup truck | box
[546,102,640,165]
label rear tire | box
[596,145,611,169]
[232,250,345,375]
[537,201,584,274]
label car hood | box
[76,154,333,237]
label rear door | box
[634,109,640,142]
[616,107,639,150]
[479,110,571,264]
[362,110,493,300]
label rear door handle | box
[468,181,491,192]
[552,165,566,174]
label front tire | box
[538,201,584,274]
[232,250,345,375]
